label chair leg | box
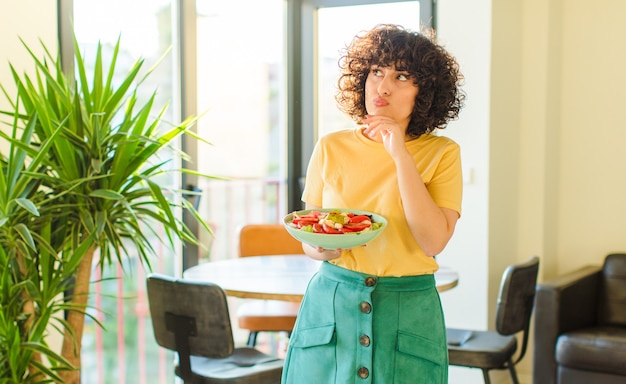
[481,369,491,384]
[247,331,259,347]
[506,360,520,384]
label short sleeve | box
[301,139,325,206]
[427,141,463,216]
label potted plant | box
[0,113,75,383]
[0,36,210,383]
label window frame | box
[57,0,434,241]
[286,0,434,211]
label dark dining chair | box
[237,224,304,347]
[146,273,284,384]
[447,256,540,383]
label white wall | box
[436,0,492,330]
[438,0,626,382]
[0,0,57,153]
[554,1,626,269]
[0,0,57,99]
[436,0,494,382]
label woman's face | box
[364,65,419,129]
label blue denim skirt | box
[281,261,448,384]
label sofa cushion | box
[556,326,626,377]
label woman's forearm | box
[393,152,458,257]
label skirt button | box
[364,276,377,286]
[359,334,371,347]
[357,367,369,378]
[359,301,372,314]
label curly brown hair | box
[336,24,465,138]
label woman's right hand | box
[301,203,344,260]
[303,242,343,260]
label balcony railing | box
[82,177,289,383]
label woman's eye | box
[397,74,409,81]
[372,68,382,76]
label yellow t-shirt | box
[302,128,463,276]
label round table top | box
[183,255,458,302]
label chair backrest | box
[494,256,540,363]
[146,273,234,359]
[239,224,304,257]
[599,253,626,326]
[496,256,540,335]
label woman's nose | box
[378,76,391,95]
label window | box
[71,2,178,382]
[62,1,432,382]
[287,0,432,209]
[194,0,288,261]
[317,2,422,138]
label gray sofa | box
[533,253,626,384]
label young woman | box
[281,24,465,383]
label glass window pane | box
[73,1,177,383]
[317,1,421,138]
[195,0,287,261]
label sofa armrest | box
[532,265,602,384]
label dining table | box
[183,254,459,302]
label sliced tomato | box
[349,215,371,223]
[312,223,324,233]
[341,222,370,232]
[293,217,318,224]
[297,221,316,229]
[322,223,342,234]
[292,215,319,225]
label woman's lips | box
[373,97,389,107]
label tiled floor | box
[491,370,531,383]
[449,367,531,384]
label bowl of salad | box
[283,208,387,250]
